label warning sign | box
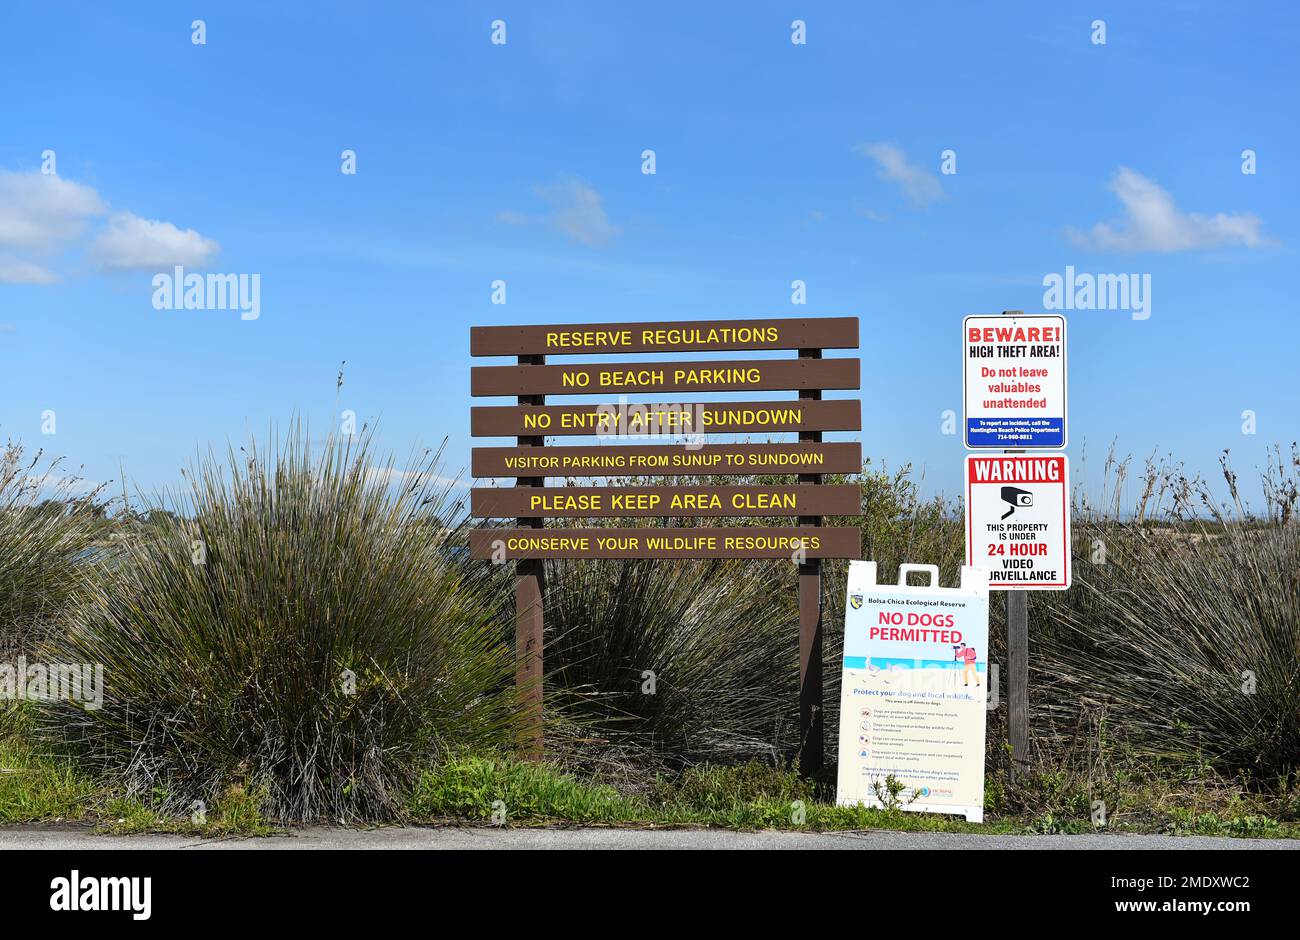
[963,314,1066,449]
[965,454,1071,590]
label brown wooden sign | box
[472,442,862,478]
[471,317,859,356]
[469,315,861,771]
[469,526,861,560]
[471,399,861,438]
[471,358,859,397]
[471,484,861,518]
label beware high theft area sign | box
[965,454,1071,590]
[963,314,1066,449]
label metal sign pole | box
[798,346,824,775]
[999,310,1029,781]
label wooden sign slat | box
[470,399,861,437]
[471,358,860,397]
[471,317,859,356]
[471,484,861,518]
[469,526,862,559]
[472,442,862,478]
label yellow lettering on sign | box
[671,367,762,386]
[671,492,722,510]
[732,492,798,511]
[611,493,662,511]
[636,326,780,347]
[545,329,633,349]
[599,369,664,388]
[722,535,821,551]
[530,493,602,512]
[561,412,618,430]
[506,535,591,552]
[702,407,803,428]
[595,535,639,551]
[643,535,719,551]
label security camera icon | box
[1000,486,1033,519]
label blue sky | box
[2,1,1297,510]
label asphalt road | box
[1,825,1296,850]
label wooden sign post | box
[470,317,862,771]
[798,346,824,772]
[1006,588,1029,779]
[515,351,545,763]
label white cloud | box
[0,169,220,282]
[497,179,617,247]
[854,142,945,207]
[1070,167,1266,252]
[0,258,58,284]
[533,178,617,247]
[89,211,220,271]
[0,171,106,252]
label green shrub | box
[0,724,97,824]
[0,440,106,657]
[1035,451,1300,782]
[543,555,800,764]
[409,754,639,823]
[651,761,814,808]
[36,425,515,822]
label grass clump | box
[1035,448,1300,782]
[407,757,998,832]
[651,761,815,809]
[649,761,818,829]
[100,782,274,836]
[409,754,640,825]
[1165,810,1287,839]
[35,424,516,823]
[543,555,799,765]
[0,726,98,824]
[0,440,107,658]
